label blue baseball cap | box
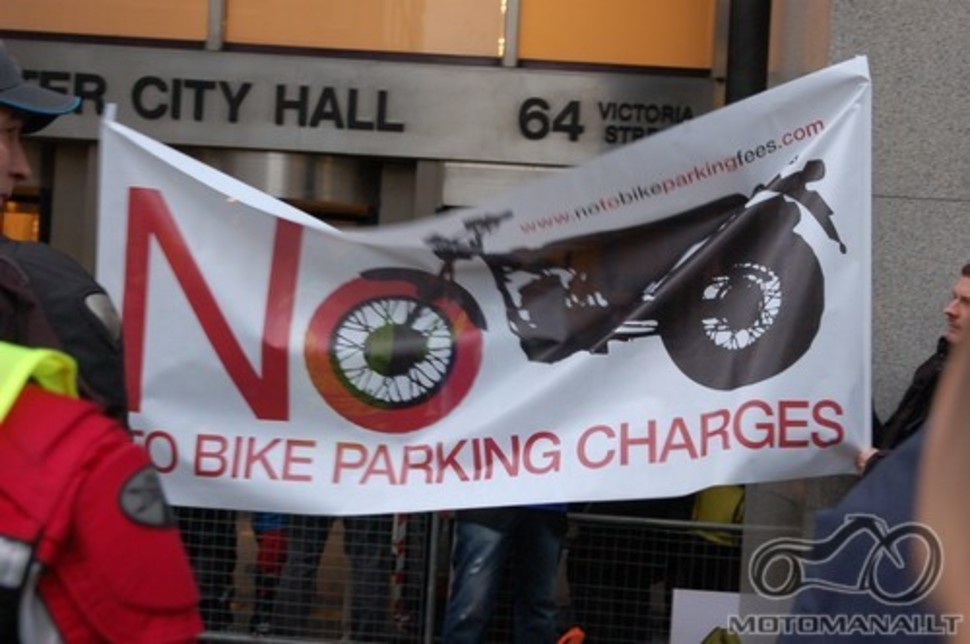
[0,40,79,133]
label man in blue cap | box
[0,40,79,134]
[0,39,79,213]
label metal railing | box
[182,506,794,643]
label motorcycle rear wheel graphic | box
[660,232,824,390]
[749,543,806,597]
[305,276,483,432]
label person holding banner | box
[441,503,568,643]
[856,262,970,474]
[781,263,970,641]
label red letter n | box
[123,188,301,420]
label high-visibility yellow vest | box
[0,340,78,422]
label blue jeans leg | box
[441,515,512,643]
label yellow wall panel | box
[2,0,712,67]
[519,0,716,69]
[1,0,208,41]
[225,0,505,57]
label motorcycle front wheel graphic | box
[864,524,942,605]
[305,276,483,433]
[660,234,824,390]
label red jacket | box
[0,385,202,642]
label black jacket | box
[865,337,948,474]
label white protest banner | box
[97,57,871,515]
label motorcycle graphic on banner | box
[307,160,846,432]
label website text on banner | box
[95,57,872,516]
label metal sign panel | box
[7,40,715,166]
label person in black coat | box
[857,262,970,474]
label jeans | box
[442,507,567,643]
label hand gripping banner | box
[97,57,872,515]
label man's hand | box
[855,447,879,474]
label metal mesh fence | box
[178,504,790,643]
[179,509,437,642]
[564,512,743,644]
